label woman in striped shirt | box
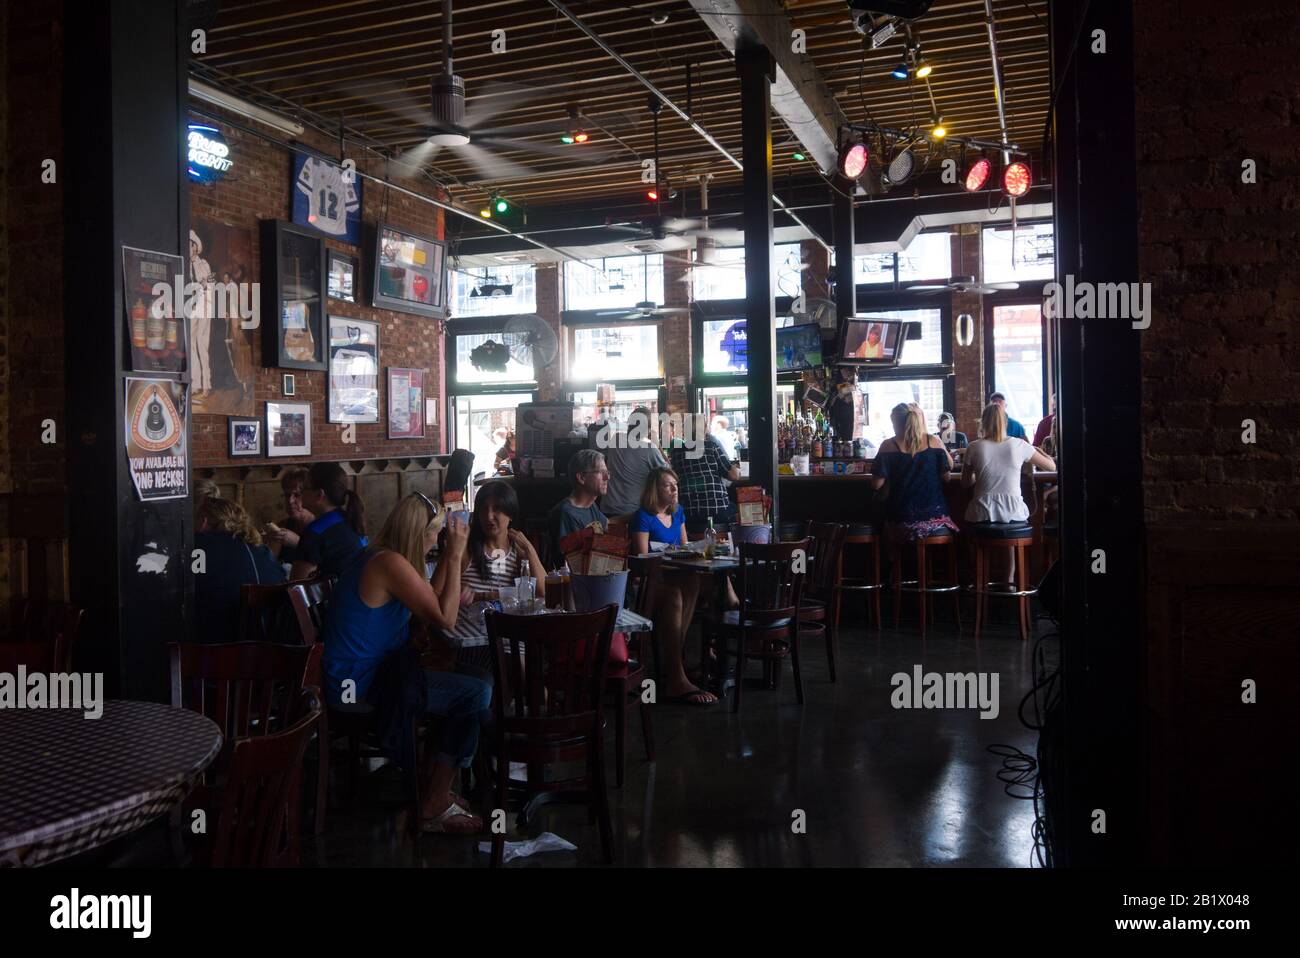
[459,480,544,601]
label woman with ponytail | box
[869,403,960,542]
[290,461,369,580]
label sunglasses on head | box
[413,491,441,523]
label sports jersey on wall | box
[292,154,362,246]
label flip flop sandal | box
[420,802,483,834]
[667,687,718,707]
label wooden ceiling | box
[196,0,1049,213]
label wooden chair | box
[168,641,321,864]
[0,639,62,672]
[611,555,661,787]
[485,605,618,867]
[210,691,322,867]
[239,574,332,645]
[705,539,810,714]
[801,523,847,682]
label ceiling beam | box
[687,0,848,175]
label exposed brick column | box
[951,225,985,438]
[801,239,831,304]
[662,251,691,413]
[533,262,563,401]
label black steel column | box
[832,177,856,323]
[1050,0,1142,866]
[65,0,192,700]
[736,44,778,520]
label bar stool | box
[834,523,885,630]
[970,522,1037,642]
[891,533,962,636]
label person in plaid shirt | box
[670,414,741,532]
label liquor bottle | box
[704,516,717,559]
[131,300,147,348]
[146,300,166,351]
[811,430,823,459]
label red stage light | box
[838,141,869,180]
[647,189,659,201]
[964,158,991,192]
[574,132,589,143]
[1003,161,1031,197]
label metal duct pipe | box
[983,0,1013,164]
[545,0,831,252]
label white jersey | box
[296,157,359,237]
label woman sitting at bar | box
[265,466,315,563]
[670,413,741,533]
[193,497,286,644]
[963,403,1056,582]
[870,403,960,541]
[629,468,715,706]
[460,479,544,601]
[321,493,490,833]
[290,462,367,580]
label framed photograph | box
[189,219,256,415]
[292,153,362,246]
[228,417,262,457]
[282,373,295,396]
[122,246,186,374]
[372,223,447,318]
[266,401,311,458]
[328,316,379,424]
[327,249,358,303]
[386,367,425,439]
[259,220,327,371]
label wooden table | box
[0,701,222,867]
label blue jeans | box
[422,667,492,769]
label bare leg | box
[659,577,714,702]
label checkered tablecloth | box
[442,605,653,649]
[0,701,222,867]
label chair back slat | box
[626,555,662,617]
[737,538,809,626]
[806,523,847,594]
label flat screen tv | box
[836,317,905,366]
[775,322,823,371]
[372,223,447,318]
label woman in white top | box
[962,403,1056,581]
[459,480,544,602]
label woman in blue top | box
[321,492,490,834]
[629,468,716,706]
[290,462,367,580]
[870,403,959,542]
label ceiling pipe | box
[545,0,832,252]
[982,0,1013,165]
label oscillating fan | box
[792,296,838,328]
[501,314,559,370]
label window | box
[982,223,1054,283]
[897,231,952,284]
[692,243,802,300]
[569,323,661,381]
[988,303,1045,439]
[858,307,944,366]
[453,330,536,385]
[570,387,661,429]
[858,378,947,448]
[453,392,533,483]
[564,254,664,309]
[448,263,536,317]
[855,252,896,285]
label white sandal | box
[420,801,483,834]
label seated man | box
[547,448,609,566]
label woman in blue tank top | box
[322,492,488,834]
[870,403,959,541]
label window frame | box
[562,252,666,311]
[447,262,538,318]
[979,218,1056,285]
[445,315,541,394]
[981,284,1050,422]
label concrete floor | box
[304,605,1053,868]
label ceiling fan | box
[590,301,688,321]
[908,274,1020,295]
[349,0,612,183]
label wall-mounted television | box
[776,322,823,372]
[372,223,447,318]
[836,317,905,366]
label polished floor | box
[304,602,1055,868]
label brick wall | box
[1135,0,1300,521]
[189,103,447,467]
[951,226,985,439]
[662,251,691,412]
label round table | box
[0,700,222,867]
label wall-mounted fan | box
[502,314,559,369]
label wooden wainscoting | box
[1145,521,1300,864]
[0,494,71,611]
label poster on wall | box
[122,247,187,374]
[386,367,425,439]
[327,316,379,423]
[292,154,362,246]
[124,378,188,501]
[373,223,447,318]
[190,218,257,416]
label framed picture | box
[386,367,425,439]
[259,220,327,371]
[189,220,257,415]
[228,417,262,457]
[328,249,358,303]
[372,223,447,318]
[292,153,362,246]
[282,373,295,396]
[122,246,186,374]
[266,401,311,458]
[327,316,379,424]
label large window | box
[453,392,534,484]
[569,323,662,381]
[897,231,952,284]
[692,243,803,300]
[982,223,1054,283]
[453,329,536,385]
[564,254,664,309]
[448,263,536,317]
[854,252,896,285]
[859,379,948,448]
[987,303,1045,439]
[570,387,661,429]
